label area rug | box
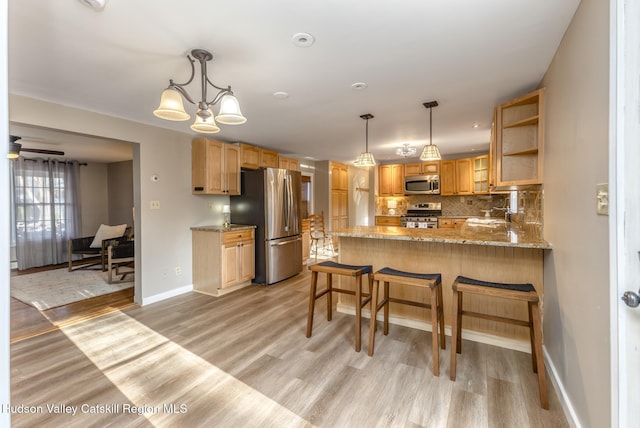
[11,268,133,311]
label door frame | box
[610,0,640,426]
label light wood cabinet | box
[260,149,279,168]
[440,159,473,196]
[438,218,466,229]
[279,156,300,171]
[375,216,402,226]
[192,138,240,195]
[239,143,280,170]
[473,155,490,194]
[404,161,440,176]
[331,162,348,190]
[378,164,405,196]
[494,88,544,187]
[192,228,255,296]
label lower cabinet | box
[192,228,255,296]
[375,216,402,226]
[438,218,467,230]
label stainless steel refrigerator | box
[230,168,303,285]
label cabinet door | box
[289,158,299,171]
[221,242,239,288]
[260,149,279,168]
[240,143,261,170]
[331,162,348,190]
[225,144,241,195]
[391,164,404,195]
[239,240,255,282]
[404,163,422,176]
[204,139,225,194]
[456,158,474,195]
[279,158,289,169]
[440,161,456,195]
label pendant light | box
[354,113,376,167]
[420,101,442,161]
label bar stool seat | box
[306,261,373,352]
[368,267,445,376]
[450,275,549,409]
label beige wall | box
[9,94,230,304]
[79,163,109,236]
[541,0,610,426]
[107,160,134,227]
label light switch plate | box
[596,183,608,215]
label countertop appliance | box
[230,168,303,285]
[404,174,440,195]
[401,202,442,228]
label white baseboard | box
[336,303,532,353]
[142,284,193,306]
[544,348,582,428]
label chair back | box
[308,211,328,239]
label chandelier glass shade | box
[420,101,442,161]
[154,49,246,133]
[354,113,376,167]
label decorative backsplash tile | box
[375,188,543,237]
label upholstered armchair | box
[68,224,131,272]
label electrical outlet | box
[175,266,181,276]
[460,197,465,203]
[150,200,160,210]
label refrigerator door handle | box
[283,174,290,231]
[270,237,302,246]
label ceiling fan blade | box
[20,148,65,156]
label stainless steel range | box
[401,202,442,228]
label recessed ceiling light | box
[291,33,315,47]
[473,123,480,128]
[273,91,289,99]
[351,82,368,91]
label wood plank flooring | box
[10,270,569,427]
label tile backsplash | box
[376,188,543,236]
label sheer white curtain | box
[11,158,82,270]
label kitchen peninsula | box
[332,222,551,350]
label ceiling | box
[8,0,580,164]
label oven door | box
[404,175,440,195]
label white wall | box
[107,160,134,227]
[541,0,610,426]
[9,94,229,304]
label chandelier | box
[420,101,442,161]
[153,49,246,134]
[354,114,376,167]
[396,144,417,158]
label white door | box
[613,0,640,426]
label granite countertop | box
[191,224,256,232]
[330,224,551,249]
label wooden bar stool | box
[306,261,373,352]
[450,275,549,409]
[368,267,445,376]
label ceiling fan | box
[8,135,65,159]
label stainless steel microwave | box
[404,174,440,195]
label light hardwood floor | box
[10,270,569,427]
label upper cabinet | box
[192,138,241,195]
[494,88,544,187]
[260,149,279,168]
[378,164,405,196]
[331,162,348,190]
[279,156,300,171]
[440,159,473,196]
[239,143,279,169]
[404,161,440,176]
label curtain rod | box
[20,159,87,166]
